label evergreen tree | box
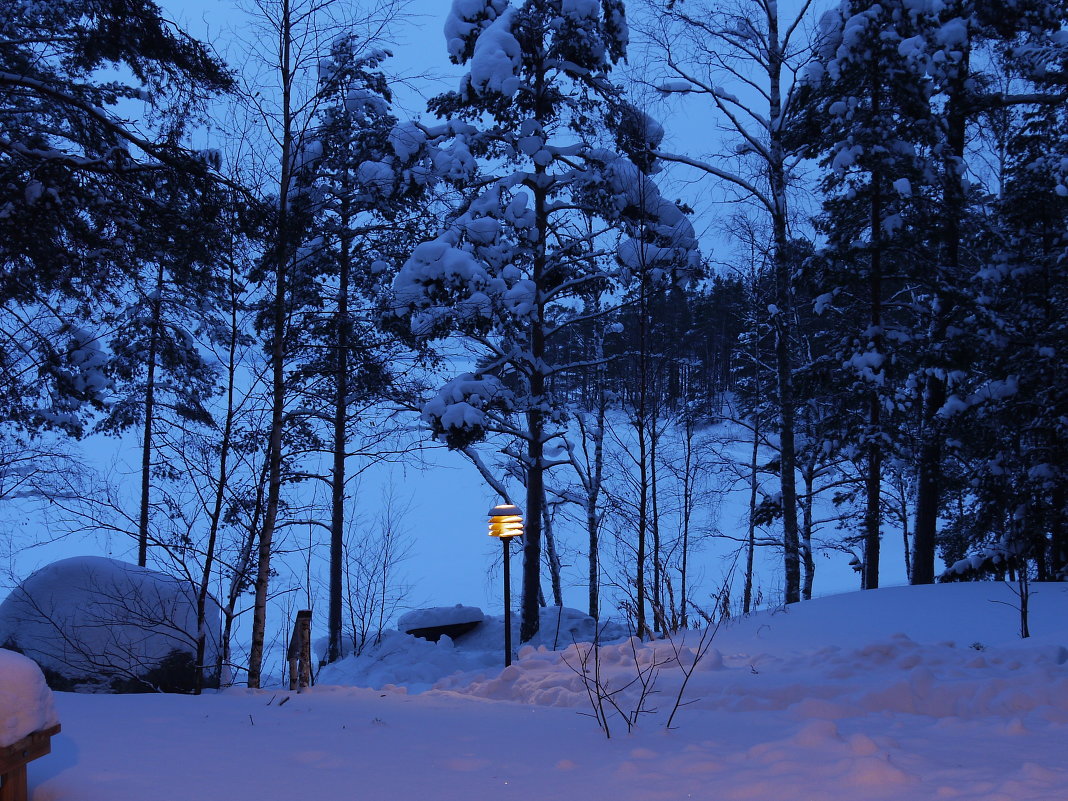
[390,0,696,642]
[0,0,231,439]
[943,5,1068,581]
[797,0,939,589]
[908,0,1067,583]
[98,178,230,567]
[292,40,433,664]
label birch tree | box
[644,0,818,603]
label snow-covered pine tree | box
[0,0,231,441]
[290,39,437,664]
[941,3,1068,582]
[235,0,407,687]
[896,0,1068,584]
[389,0,697,642]
[797,0,940,589]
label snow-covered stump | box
[0,650,61,801]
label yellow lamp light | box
[488,505,524,538]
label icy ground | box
[27,582,1068,801]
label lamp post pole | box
[488,504,523,668]
[502,535,512,667]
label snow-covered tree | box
[233,0,407,687]
[940,2,1068,583]
[291,39,435,665]
[0,0,231,441]
[389,0,697,642]
[900,0,1068,584]
[797,0,940,589]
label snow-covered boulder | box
[0,556,219,693]
[0,649,59,747]
[399,604,485,641]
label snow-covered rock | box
[0,556,219,693]
[0,649,59,747]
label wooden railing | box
[1,724,60,801]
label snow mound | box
[318,606,629,693]
[0,648,59,747]
[0,556,220,692]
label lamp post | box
[488,504,523,667]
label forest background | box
[1,0,1065,687]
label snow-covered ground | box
[23,582,1068,800]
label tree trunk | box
[521,405,544,642]
[911,390,944,584]
[520,67,549,642]
[633,268,651,638]
[864,80,884,591]
[587,389,605,620]
[137,260,165,567]
[543,499,563,607]
[768,9,801,604]
[679,417,694,628]
[913,28,970,585]
[194,257,240,693]
[650,413,665,631]
[326,201,352,665]
[801,466,815,600]
[249,0,295,687]
[217,456,268,684]
[744,417,759,614]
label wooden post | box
[0,725,60,801]
[287,609,313,692]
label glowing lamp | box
[488,505,524,538]
[487,504,523,667]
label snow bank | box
[0,649,59,747]
[434,583,1068,716]
[318,606,629,693]
[25,583,1068,801]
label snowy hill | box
[27,582,1068,801]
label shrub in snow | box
[0,649,59,747]
[0,556,220,693]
